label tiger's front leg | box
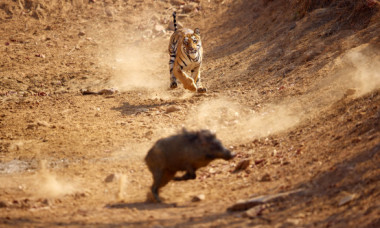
[174,66,197,92]
[191,66,206,93]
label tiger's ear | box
[184,37,189,44]
[194,28,200,35]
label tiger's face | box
[183,28,201,59]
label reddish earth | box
[0,0,379,227]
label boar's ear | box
[184,129,198,142]
[197,130,211,145]
[181,127,189,135]
[197,130,215,145]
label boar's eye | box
[206,154,215,159]
[211,142,223,151]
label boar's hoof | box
[146,191,161,203]
[147,188,162,203]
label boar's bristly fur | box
[145,129,235,203]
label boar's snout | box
[223,149,236,160]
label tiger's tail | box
[173,11,177,32]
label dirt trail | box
[1,0,380,227]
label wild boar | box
[145,129,235,203]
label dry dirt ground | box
[1,0,380,227]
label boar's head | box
[196,130,236,160]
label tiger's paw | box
[197,87,207,93]
[170,81,178,89]
[183,79,197,92]
[185,83,197,92]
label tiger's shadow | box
[111,101,175,116]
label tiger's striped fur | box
[168,12,206,93]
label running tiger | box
[168,12,206,93]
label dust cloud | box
[117,173,127,201]
[108,44,168,91]
[106,42,196,100]
[186,44,380,144]
[334,44,380,97]
[185,97,301,143]
[33,160,76,198]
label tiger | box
[168,12,206,93]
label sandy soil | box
[0,0,379,227]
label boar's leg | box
[151,169,175,203]
[173,168,196,181]
[151,170,163,203]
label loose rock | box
[166,106,181,113]
[260,173,271,182]
[154,24,165,32]
[232,159,250,173]
[104,174,115,183]
[0,201,8,208]
[181,4,196,13]
[171,0,185,6]
[37,120,50,127]
[242,205,265,218]
[191,194,205,202]
[338,193,356,206]
[227,189,304,211]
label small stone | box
[98,88,117,95]
[0,201,8,208]
[145,130,153,138]
[232,159,250,173]
[166,106,181,113]
[171,0,185,6]
[227,189,304,212]
[344,88,356,97]
[104,174,115,183]
[154,24,165,32]
[254,159,266,165]
[339,194,356,206]
[260,173,271,182]
[41,198,50,206]
[105,7,113,17]
[281,160,290,165]
[37,121,50,127]
[26,124,36,130]
[181,4,196,13]
[242,205,265,218]
[35,54,45,58]
[191,194,205,202]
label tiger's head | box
[183,28,201,59]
